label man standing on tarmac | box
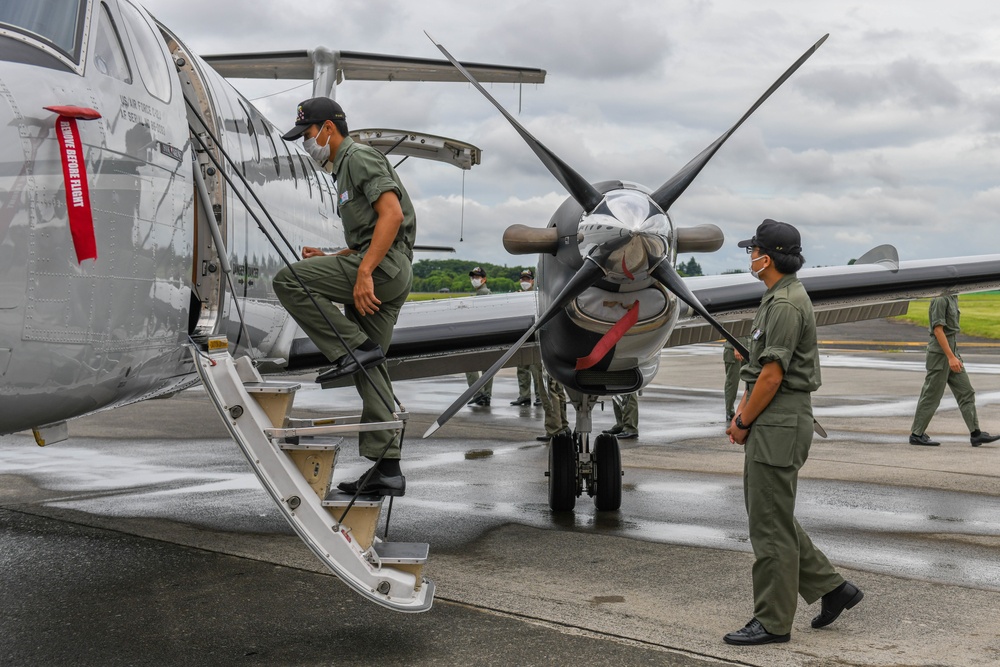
[274,97,415,497]
[909,294,1000,447]
[724,219,863,646]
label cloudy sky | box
[145,0,1000,274]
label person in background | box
[512,269,546,407]
[603,392,639,440]
[466,267,493,407]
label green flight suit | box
[612,392,639,433]
[911,295,979,435]
[544,375,569,436]
[273,136,415,460]
[724,336,751,421]
[740,273,843,635]
[466,283,494,399]
[516,364,546,402]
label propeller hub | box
[579,189,671,283]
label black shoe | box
[811,580,863,629]
[723,618,790,645]
[533,398,542,406]
[971,431,1000,447]
[467,395,491,407]
[617,430,638,440]
[510,397,531,406]
[909,433,940,446]
[602,425,624,435]
[536,434,552,441]
[337,466,405,497]
[726,413,735,424]
[316,346,385,384]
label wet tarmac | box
[3,318,1000,666]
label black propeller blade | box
[423,258,607,437]
[425,32,604,213]
[648,34,829,211]
[649,261,750,358]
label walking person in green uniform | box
[909,295,1000,447]
[724,336,750,423]
[466,266,494,407]
[724,219,863,645]
[274,97,415,496]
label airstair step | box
[373,542,429,565]
[242,381,300,393]
[265,420,404,439]
[277,437,344,450]
[323,490,384,508]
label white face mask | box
[520,281,533,291]
[304,126,330,164]
[749,254,768,280]
[471,278,484,289]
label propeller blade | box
[649,261,749,357]
[650,262,826,437]
[425,32,604,213]
[423,258,607,437]
[649,34,829,211]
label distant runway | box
[3,318,1000,666]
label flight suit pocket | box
[749,411,797,467]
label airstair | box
[190,336,433,612]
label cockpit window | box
[93,3,131,83]
[0,0,87,61]
[118,0,171,102]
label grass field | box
[406,292,474,302]
[894,292,1000,339]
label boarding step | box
[371,541,429,590]
[324,490,384,550]
[190,337,433,612]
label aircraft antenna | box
[460,170,465,242]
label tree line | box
[412,257,707,293]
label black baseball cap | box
[519,269,534,279]
[469,266,486,278]
[282,97,347,141]
[737,219,802,255]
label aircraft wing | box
[278,254,1000,383]
[201,49,545,84]
[669,254,1000,346]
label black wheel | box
[548,432,577,512]
[593,433,622,511]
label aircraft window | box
[93,4,132,83]
[118,0,172,102]
[238,100,261,163]
[0,0,87,60]
[307,158,324,204]
[297,155,313,197]
[282,140,297,187]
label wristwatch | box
[735,415,751,430]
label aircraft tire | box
[548,432,577,512]
[593,433,622,511]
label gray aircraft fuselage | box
[0,1,335,435]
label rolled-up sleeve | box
[758,302,802,372]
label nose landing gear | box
[546,430,622,512]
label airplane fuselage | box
[0,1,336,435]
